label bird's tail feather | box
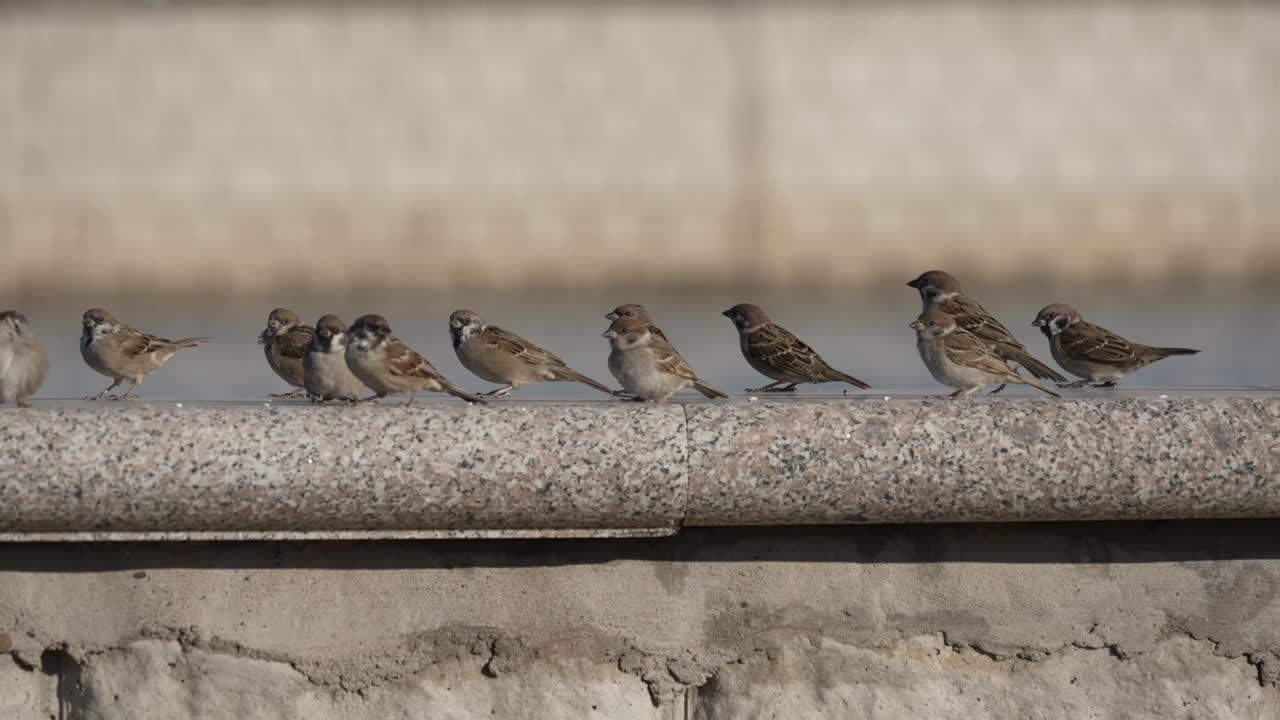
[441,381,487,405]
[692,380,728,399]
[552,367,615,395]
[1154,347,1200,358]
[172,337,210,350]
[831,370,871,390]
[1021,377,1062,399]
[1007,349,1066,382]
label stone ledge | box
[0,397,1276,539]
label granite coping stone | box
[0,396,1276,540]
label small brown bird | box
[344,314,484,405]
[605,304,670,342]
[908,270,1065,388]
[603,317,727,402]
[911,309,1060,399]
[79,308,208,400]
[303,315,366,403]
[722,303,870,392]
[258,308,315,398]
[0,311,48,408]
[1032,304,1200,387]
[450,309,613,397]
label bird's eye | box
[928,320,937,326]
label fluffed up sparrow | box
[722,303,870,392]
[345,314,485,405]
[303,314,366,403]
[0,311,49,408]
[908,270,1065,388]
[450,309,613,397]
[1032,304,1200,387]
[911,309,1060,399]
[80,308,209,400]
[259,308,314,398]
[603,317,727,401]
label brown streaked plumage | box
[603,317,726,401]
[908,270,1065,387]
[1032,304,1199,387]
[722,303,870,392]
[344,314,485,405]
[79,308,209,400]
[258,308,314,397]
[912,309,1060,399]
[450,309,613,397]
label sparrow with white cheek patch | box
[908,270,1065,389]
[80,308,209,400]
[911,309,1060,399]
[722,303,870,392]
[0,311,49,408]
[1032,304,1200,388]
[450,309,614,397]
[604,304,671,343]
[303,315,366,403]
[603,317,727,402]
[344,314,485,405]
[258,308,314,398]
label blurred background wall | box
[0,1,1276,297]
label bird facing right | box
[912,309,1061,399]
[1032,304,1200,387]
[344,314,485,405]
[303,314,366,403]
[721,303,870,392]
[80,308,209,400]
[603,317,727,402]
[0,311,49,408]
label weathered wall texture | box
[2,523,1279,718]
[2,2,1277,294]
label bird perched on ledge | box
[0,310,48,408]
[912,309,1060,399]
[908,270,1065,389]
[450,309,614,397]
[603,317,727,402]
[1032,304,1200,387]
[258,308,314,398]
[722,303,870,392]
[304,315,366,403]
[80,308,208,400]
[345,314,485,405]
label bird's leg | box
[988,384,1008,395]
[1094,381,1118,388]
[777,383,800,392]
[91,379,121,401]
[484,386,514,398]
[402,391,416,407]
[1061,380,1090,389]
[120,378,142,400]
[746,381,785,393]
[950,387,980,399]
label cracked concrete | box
[3,523,1279,717]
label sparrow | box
[449,309,614,397]
[1032,304,1200,387]
[907,270,1065,389]
[80,308,209,400]
[303,315,366,403]
[0,311,49,408]
[344,314,485,405]
[722,303,870,392]
[911,309,1060,399]
[604,304,671,342]
[258,308,315,398]
[603,317,727,401]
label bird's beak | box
[908,320,924,330]
[1031,319,1044,327]
[605,313,618,321]
[602,330,618,339]
[906,279,920,288]
[721,310,732,318]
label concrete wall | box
[2,1,1278,295]
[2,523,1279,718]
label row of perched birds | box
[0,270,1200,407]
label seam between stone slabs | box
[680,403,694,531]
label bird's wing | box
[275,326,314,362]
[944,330,1019,377]
[118,329,177,358]
[483,326,567,367]
[941,294,1024,351]
[650,336,701,381]
[1060,322,1141,366]
[385,338,445,381]
[745,324,826,381]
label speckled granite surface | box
[0,397,1276,538]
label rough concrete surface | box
[2,523,1279,717]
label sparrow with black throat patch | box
[0,311,48,408]
[450,309,613,397]
[258,308,314,398]
[80,308,208,400]
[603,317,727,402]
[907,270,1065,389]
[303,315,366,403]
[344,314,485,405]
[722,303,870,392]
[911,309,1060,399]
[1032,304,1200,388]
